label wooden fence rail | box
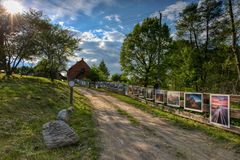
[78,81,240,135]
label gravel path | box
[79,88,239,160]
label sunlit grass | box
[0,74,99,159]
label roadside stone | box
[42,120,79,149]
[57,109,68,122]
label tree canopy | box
[120,18,171,87]
[0,7,79,81]
[120,0,240,93]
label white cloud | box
[118,25,124,30]
[81,32,102,42]
[170,33,177,40]
[151,1,188,21]
[90,58,98,62]
[67,28,125,74]
[22,0,115,20]
[104,14,121,23]
[103,30,125,42]
[58,21,64,26]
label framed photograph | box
[146,88,154,100]
[210,94,230,128]
[133,86,139,96]
[155,90,165,104]
[184,92,203,112]
[124,85,128,96]
[128,85,133,95]
[167,91,180,107]
[139,87,146,98]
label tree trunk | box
[144,76,148,87]
[0,31,6,70]
[5,58,12,76]
[228,0,240,81]
[144,69,149,87]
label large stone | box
[57,109,69,122]
[42,120,79,149]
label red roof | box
[67,58,90,80]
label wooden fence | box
[78,81,240,135]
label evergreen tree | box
[98,60,110,80]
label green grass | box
[102,90,240,144]
[117,108,140,126]
[0,74,99,160]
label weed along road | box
[79,87,240,160]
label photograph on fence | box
[146,88,154,100]
[133,86,139,96]
[139,87,146,98]
[210,94,230,128]
[124,85,128,96]
[117,84,124,92]
[128,85,133,95]
[184,93,203,112]
[167,91,180,107]
[155,90,165,104]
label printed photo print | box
[155,90,165,104]
[167,91,180,107]
[210,95,230,128]
[139,87,146,98]
[184,93,203,112]
[146,88,154,100]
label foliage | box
[1,9,46,75]
[36,24,79,81]
[120,0,240,93]
[15,66,34,75]
[87,61,110,82]
[33,59,54,78]
[87,65,101,82]
[0,7,79,81]
[120,18,171,87]
[111,73,121,82]
[98,60,110,81]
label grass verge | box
[0,74,99,160]
[116,108,140,126]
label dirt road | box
[79,88,239,160]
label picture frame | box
[184,92,203,112]
[146,88,154,100]
[210,94,230,128]
[155,90,165,104]
[167,91,180,107]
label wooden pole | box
[70,87,73,106]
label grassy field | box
[95,89,240,145]
[0,74,99,160]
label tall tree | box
[176,3,200,49]
[0,6,8,70]
[36,24,79,81]
[98,59,110,80]
[3,10,47,75]
[198,0,223,52]
[111,73,121,82]
[120,18,171,87]
[88,65,100,82]
[227,0,240,81]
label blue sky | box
[18,0,198,74]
